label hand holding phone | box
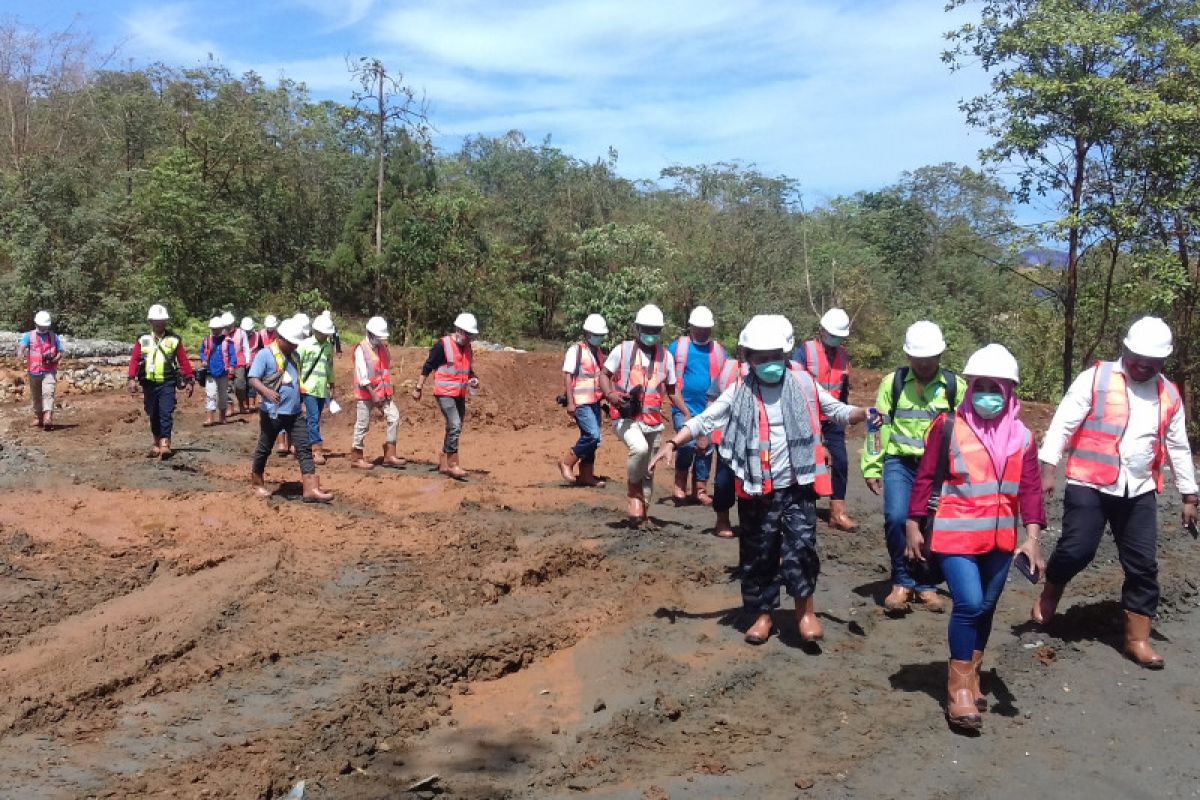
[1014,552,1040,584]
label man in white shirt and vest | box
[1035,317,1198,669]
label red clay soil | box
[0,351,1197,799]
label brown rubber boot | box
[577,461,606,488]
[250,472,271,498]
[301,473,333,504]
[559,450,579,483]
[382,442,406,468]
[971,650,987,710]
[828,499,858,531]
[311,445,327,466]
[1123,611,1165,669]
[947,660,983,730]
[744,613,773,645]
[350,448,374,470]
[1031,581,1064,625]
[445,452,468,479]
[916,590,945,613]
[796,595,824,643]
[713,511,735,539]
[626,482,645,528]
[883,585,913,617]
[437,452,451,475]
[158,439,173,459]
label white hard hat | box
[903,320,946,358]
[208,316,224,329]
[454,312,479,335]
[312,313,336,336]
[963,343,1020,384]
[634,304,665,327]
[1124,316,1173,358]
[366,316,389,340]
[34,310,51,327]
[740,315,789,352]
[276,317,306,345]
[293,312,310,326]
[688,306,715,328]
[240,316,255,331]
[772,315,795,352]
[220,311,236,327]
[148,304,170,321]
[583,314,608,335]
[263,314,279,329]
[820,308,851,338]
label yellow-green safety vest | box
[297,338,334,397]
[860,368,967,479]
[139,333,181,383]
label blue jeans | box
[672,408,712,484]
[822,421,848,501]
[142,380,177,441]
[713,456,735,513]
[937,550,1014,661]
[303,395,326,446]
[882,455,937,591]
[571,403,603,464]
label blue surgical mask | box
[972,392,1005,419]
[754,361,786,384]
[639,333,660,347]
[825,335,845,348]
[587,334,605,347]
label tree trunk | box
[374,66,385,299]
[1062,137,1087,393]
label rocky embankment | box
[0,332,130,402]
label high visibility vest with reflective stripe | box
[802,339,848,403]
[433,336,472,398]
[611,341,669,426]
[231,328,250,368]
[570,343,605,406]
[269,341,306,396]
[1066,361,1181,493]
[259,330,278,349]
[931,416,1030,555]
[883,370,961,454]
[734,372,831,499]
[299,339,334,397]
[674,337,727,391]
[710,359,743,445]
[27,331,59,375]
[200,335,237,377]
[138,333,181,383]
[354,342,392,401]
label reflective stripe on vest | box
[931,417,1029,555]
[269,341,306,396]
[354,342,392,401]
[802,340,848,396]
[612,341,668,426]
[1065,361,1180,492]
[570,343,604,406]
[139,333,180,383]
[674,336,727,390]
[300,340,334,396]
[27,331,59,374]
[711,359,743,445]
[734,372,831,498]
[201,336,236,375]
[433,335,472,397]
[881,370,960,457]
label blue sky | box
[8,0,1054,226]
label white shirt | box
[562,343,602,374]
[1039,361,1197,497]
[685,381,854,489]
[602,343,677,385]
[354,342,373,388]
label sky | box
[5,0,1054,226]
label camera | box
[555,394,569,407]
[614,386,644,420]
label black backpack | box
[890,367,959,413]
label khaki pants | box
[353,399,400,449]
[614,419,663,502]
[30,373,56,417]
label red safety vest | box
[711,359,743,445]
[569,343,605,406]
[433,335,472,398]
[609,341,669,426]
[246,330,262,356]
[1065,361,1181,493]
[200,335,237,375]
[802,340,848,395]
[26,331,59,375]
[354,342,393,401]
[230,328,249,368]
[673,336,727,387]
[734,372,831,498]
[931,415,1030,555]
[259,330,278,348]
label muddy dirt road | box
[1,351,1198,799]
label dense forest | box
[2,2,1200,418]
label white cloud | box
[123,4,223,65]
[290,0,378,30]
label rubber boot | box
[883,585,913,617]
[577,461,606,488]
[29,413,43,429]
[158,438,173,459]
[828,499,857,531]
[672,470,689,504]
[41,412,53,432]
[796,595,824,643]
[350,448,374,470]
[1031,581,1064,625]
[311,445,327,466]
[916,590,945,613]
[559,450,579,483]
[713,510,735,539]
[1123,611,1165,669]
[626,482,645,528]
[445,452,468,479]
[947,660,983,731]
[301,473,333,504]
[438,452,451,475]
[744,613,773,645]
[971,650,987,710]
[250,472,271,498]
[382,442,406,468]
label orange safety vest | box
[673,336,727,387]
[734,372,831,498]
[931,415,1030,555]
[711,359,743,445]
[569,342,605,405]
[802,339,848,397]
[26,330,59,375]
[1065,360,1181,492]
[610,341,669,426]
[259,330,278,348]
[354,342,392,401]
[432,335,472,398]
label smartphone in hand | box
[1014,552,1040,584]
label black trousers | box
[252,412,315,476]
[737,484,820,613]
[1045,484,1159,617]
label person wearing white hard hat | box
[199,316,238,427]
[414,312,480,479]
[259,315,280,349]
[902,344,1045,731]
[798,308,856,531]
[1034,316,1197,670]
[232,316,259,413]
[652,315,870,645]
[862,320,967,617]
[558,314,610,487]
[349,316,403,470]
[127,304,196,458]
[297,313,338,465]
[293,312,312,339]
[18,310,62,431]
[667,306,728,507]
[598,304,690,527]
[247,317,332,503]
